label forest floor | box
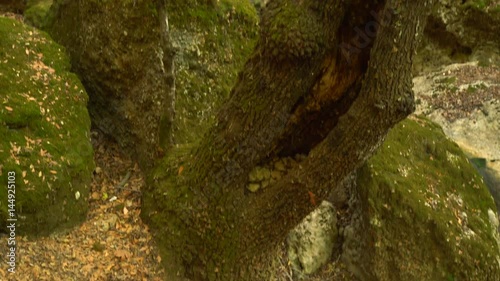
[0,130,166,280]
[0,128,351,281]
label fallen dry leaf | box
[115,249,132,260]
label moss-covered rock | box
[414,0,500,74]
[0,16,94,236]
[166,0,258,144]
[352,116,500,280]
[45,0,175,172]
[24,0,52,28]
[412,62,500,216]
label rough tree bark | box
[142,0,435,280]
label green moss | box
[24,0,53,29]
[436,76,457,85]
[466,83,487,93]
[358,116,500,279]
[456,0,499,17]
[142,142,198,275]
[0,17,94,237]
[166,0,258,144]
[478,59,491,67]
[144,143,246,280]
[467,85,478,93]
[464,0,493,10]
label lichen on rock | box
[288,201,338,275]
[414,0,500,74]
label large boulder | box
[342,117,500,280]
[45,0,175,172]
[0,16,93,236]
[413,62,500,216]
[415,0,500,74]
[165,0,258,144]
[24,0,53,28]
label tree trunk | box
[142,0,435,280]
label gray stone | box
[287,201,338,275]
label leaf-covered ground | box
[0,130,165,280]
